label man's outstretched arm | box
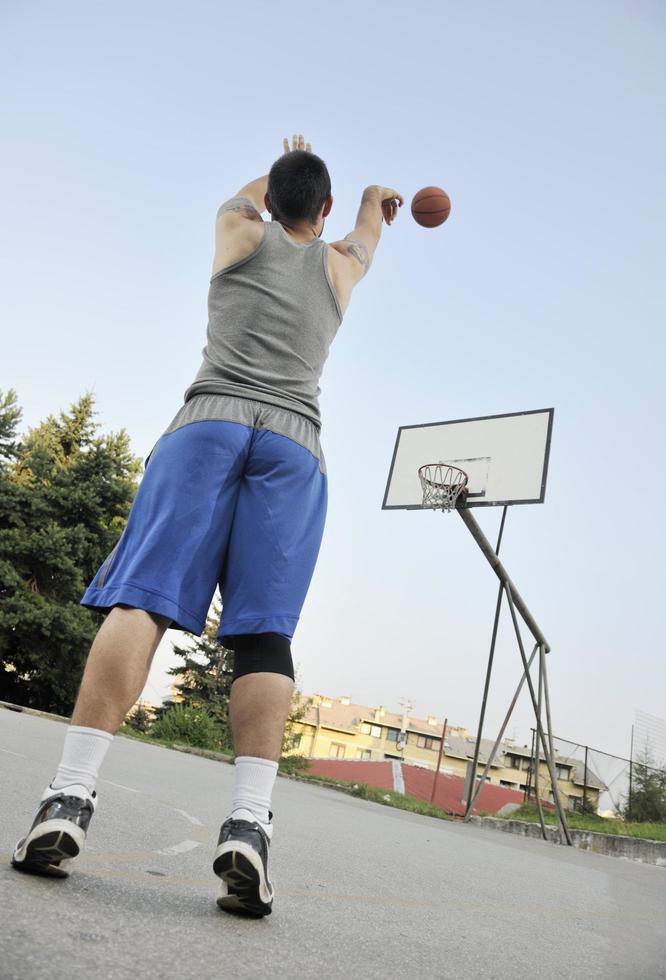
[217,177,268,219]
[331,184,404,283]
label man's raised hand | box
[283,134,312,153]
[376,187,404,225]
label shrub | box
[150,703,222,750]
[279,754,311,775]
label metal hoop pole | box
[534,650,547,839]
[457,506,550,652]
[463,643,539,819]
[540,641,572,844]
[504,586,571,845]
[464,507,508,820]
[525,727,535,803]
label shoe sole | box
[213,842,273,917]
[11,820,85,878]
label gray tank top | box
[184,220,343,428]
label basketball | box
[411,186,451,228]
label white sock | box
[42,725,114,802]
[230,756,278,838]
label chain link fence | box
[522,727,666,818]
[633,709,666,769]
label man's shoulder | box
[216,196,264,224]
[212,214,266,277]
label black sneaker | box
[11,788,97,878]
[213,815,274,917]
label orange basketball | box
[411,186,451,228]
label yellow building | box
[288,693,604,813]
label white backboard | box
[383,409,554,509]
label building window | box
[357,749,371,760]
[500,780,518,789]
[556,765,570,780]
[386,728,399,742]
[360,723,371,734]
[509,756,521,769]
[329,743,345,759]
[416,735,438,751]
[361,722,382,737]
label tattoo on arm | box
[217,197,261,221]
[343,236,370,273]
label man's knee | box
[229,633,295,683]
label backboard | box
[382,408,554,509]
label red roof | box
[306,759,394,790]
[401,765,526,816]
[306,759,529,816]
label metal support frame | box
[430,718,448,804]
[457,504,571,845]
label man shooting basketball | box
[11,135,403,917]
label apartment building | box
[288,693,604,812]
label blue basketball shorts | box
[81,420,328,642]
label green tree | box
[0,391,142,713]
[166,601,235,751]
[125,699,155,734]
[0,389,22,462]
[282,687,312,756]
[624,748,666,823]
[166,606,312,764]
[278,672,313,774]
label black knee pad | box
[229,633,295,683]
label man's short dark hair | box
[267,150,331,225]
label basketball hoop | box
[418,462,468,512]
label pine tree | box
[279,685,314,774]
[166,601,235,752]
[166,603,313,763]
[624,747,666,823]
[125,699,155,734]
[282,686,313,756]
[0,390,22,462]
[0,391,142,713]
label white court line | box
[158,839,202,856]
[0,747,28,758]
[100,778,140,793]
[94,782,206,856]
[172,808,204,826]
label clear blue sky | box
[2,0,664,759]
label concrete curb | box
[0,700,71,723]
[469,815,666,868]
[168,743,234,764]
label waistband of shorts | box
[160,393,326,474]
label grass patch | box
[293,772,452,821]
[118,724,164,745]
[500,803,666,842]
[117,724,232,760]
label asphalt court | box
[2,708,665,980]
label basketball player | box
[11,134,403,917]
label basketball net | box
[418,463,468,512]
